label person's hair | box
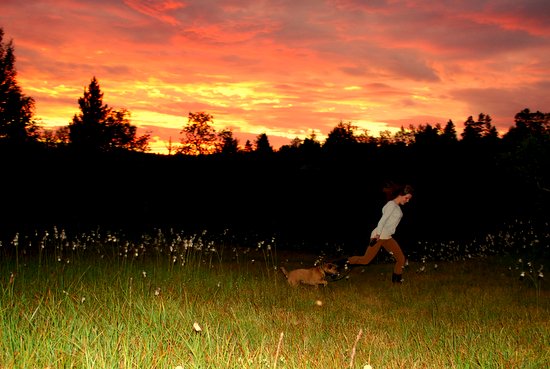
[383,182,414,201]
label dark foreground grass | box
[1,246,548,369]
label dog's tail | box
[280,266,289,279]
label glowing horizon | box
[2,0,549,154]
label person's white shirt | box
[371,200,403,239]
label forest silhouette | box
[1,27,549,252]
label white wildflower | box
[193,322,202,332]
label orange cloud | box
[123,0,187,25]
[1,0,549,153]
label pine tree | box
[69,76,110,151]
[255,133,273,154]
[0,28,37,144]
[442,120,458,143]
[69,77,149,152]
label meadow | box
[0,222,548,369]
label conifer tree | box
[69,76,149,152]
[0,28,38,143]
[69,76,110,151]
[255,133,273,154]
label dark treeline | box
[1,116,549,253]
[1,27,549,253]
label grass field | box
[0,225,548,368]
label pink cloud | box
[1,0,548,152]
[123,0,187,25]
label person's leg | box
[348,241,382,265]
[380,238,406,281]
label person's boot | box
[392,273,403,283]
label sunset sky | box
[1,0,549,153]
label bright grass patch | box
[0,223,548,368]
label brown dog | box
[280,262,339,287]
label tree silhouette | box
[392,126,415,146]
[279,131,323,156]
[243,140,253,152]
[179,112,217,155]
[69,77,109,151]
[39,126,70,149]
[105,108,150,152]
[69,77,149,152]
[255,133,273,154]
[502,108,550,193]
[279,137,301,155]
[413,123,441,146]
[302,131,322,151]
[324,120,357,148]
[441,120,458,143]
[504,108,549,144]
[217,128,239,155]
[0,28,38,144]
[461,115,483,142]
[461,113,497,143]
[165,136,175,155]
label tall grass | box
[0,224,548,368]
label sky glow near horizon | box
[1,0,549,153]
